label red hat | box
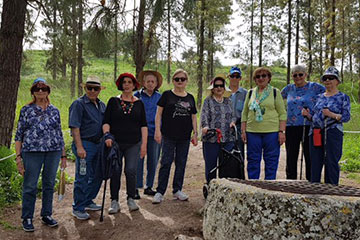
[115,73,140,91]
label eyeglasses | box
[174,77,187,82]
[322,76,337,82]
[213,84,225,88]
[33,87,49,92]
[255,74,268,79]
[86,86,101,91]
[293,73,304,78]
[230,75,241,79]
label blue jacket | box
[97,133,121,180]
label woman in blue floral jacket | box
[302,67,351,185]
[15,78,67,232]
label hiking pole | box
[323,107,328,181]
[100,179,107,222]
[300,118,306,180]
[300,106,309,180]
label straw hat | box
[138,70,163,89]
[206,74,232,98]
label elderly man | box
[228,66,247,161]
[69,76,106,220]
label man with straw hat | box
[134,70,162,199]
[69,75,106,220]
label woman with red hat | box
[102,73,148,213]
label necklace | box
[120,95,134,114]
[213,96,224,103]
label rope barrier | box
[343,130,360,134]
[0,153,15,162]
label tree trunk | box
[295,0,300,64]
[167,0,171,84]
[114,8,118,81]
[319,0,324,75]
[0,0,27,147]
[287,0,292,85]
[52,0,57,81]
[308,0,312,81]
[197,0,205,111]
[259,0,264,67]
[77,0,83,97]
[250,0,254,87]
[135,0,146,77]
[358,0,360,103]
[70,1,77,98]
[330,0,336,65]
[340,5,345,81]
[325,0,330,62]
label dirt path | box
[0,144,358,240]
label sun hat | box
[138,70,163,89]
[321,66,341,83]
[116,72,140,91]
[82,75,105,89]
[207,74,232,98]
[229,66,242,77]
[30,77,51,94]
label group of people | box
[14,64,350,232]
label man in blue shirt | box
[229,66,247,161]
[69,76,106,220]
[134,70,162,199]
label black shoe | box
[134,189,141,200]
[144,187,157,196]
[41,216,58,227]
[22,218,34,232]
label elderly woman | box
[15,78,66,232]
[201,75,235,183]
[241,67,287,180]
[302,67,350,185]
[103,72,148,213]
[281,65,325,180]
[152,69,198,204]
[134,70,162,199]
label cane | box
[99,179,107,222]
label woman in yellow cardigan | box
[241,67,287,180]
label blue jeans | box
[246,132,280,180]
[21,151,61,219]
[310,128,343,185]
[156,137,190,195]
[202,141,234,183]
[110,141,140,200]
[72,141,102,212]
[136,136,161,189]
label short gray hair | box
[291,65,307,74]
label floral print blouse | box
[201,96,236,143]
[310,92,351,132]
[15,104,64,152]
[281,82,325,126]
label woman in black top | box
[103,72,148,213]
[152,69,198,204]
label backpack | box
[248,88,277,100]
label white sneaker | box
[127,198,139,212]
[152,193,163,204]
[108,200,120,214]
[173,190,188,201]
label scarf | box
[249,85,271,122]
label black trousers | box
[285,125,311,180]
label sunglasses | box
[86,86,101,91]
[33,87,49,92]
[213,84,225,88]
[230,75,241,79]
[255,74,268,79]
[174,77,187,82]
[293,73,304,78]
[322,76,337,82]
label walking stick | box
[300,118,306,180]
[100,179,107,222]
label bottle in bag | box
[79,158,86,175]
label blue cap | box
[321,66,341,82]
[229,66,242,76]
[33,77,47,85]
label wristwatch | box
[279,130,285,134]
